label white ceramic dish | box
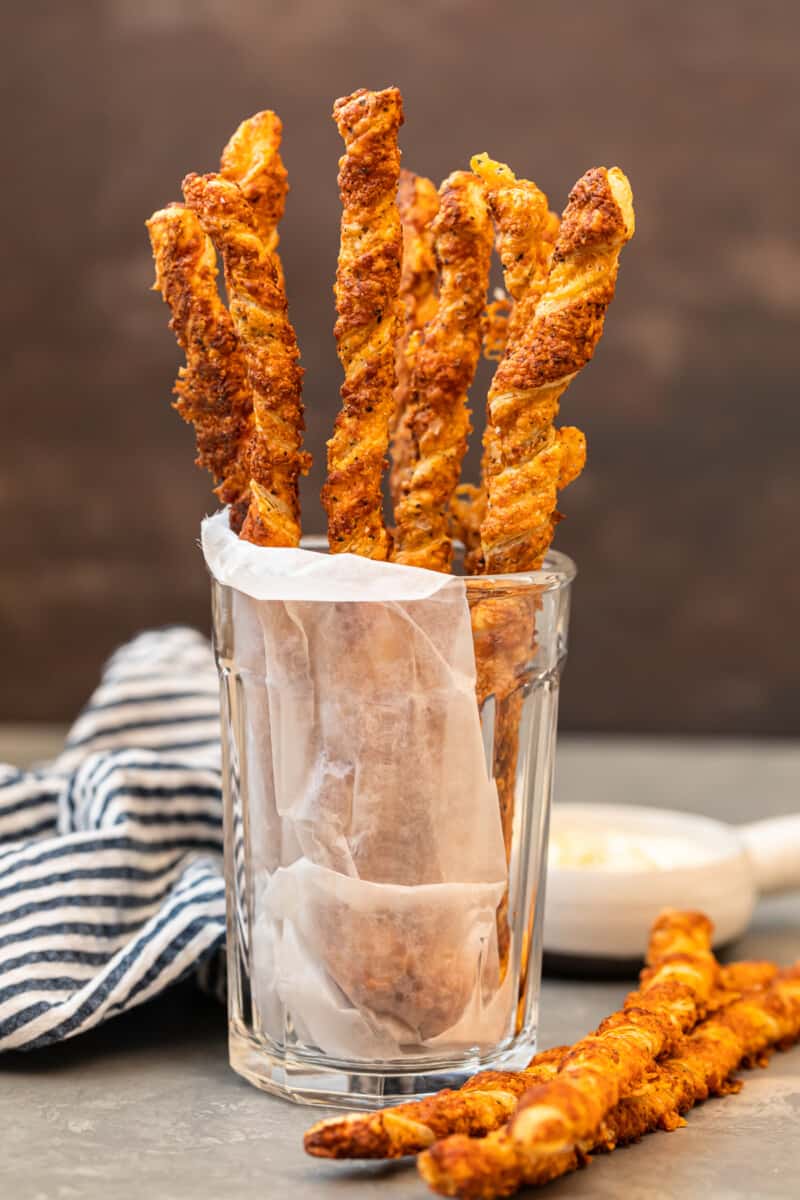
[544,803,800,959]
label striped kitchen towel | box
[0,627,226,1052]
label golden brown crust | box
[323,87,404,558]
[392,171,493,571]
[605,966,800,1146]
[146,203,253,529]
[717,960,779,996]
[390,170,440,502]
[418,909,716,1197]
[643,908,715,966]
[471,155,560,552]
[479,166,634,573]
[420,966,800,1198]
[470,160,580,958]
[220,109,289,285]
[471,156,557,345]
[182,172,308,546]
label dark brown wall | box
[2,1,798,733]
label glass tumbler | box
[211,546,574,1108]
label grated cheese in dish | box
[548,828,715,872]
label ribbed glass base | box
[228,1024,538,1109]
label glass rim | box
[472,548,576,591]
[298,535,576,593]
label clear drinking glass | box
[212,544,574,1108]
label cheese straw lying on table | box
[304,937,778,1162]
[305,909,716,1159]
[305,910,800,1200]
[420,962,800,1197]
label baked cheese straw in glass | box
[183,173,309,547]
[472,419,583,962]
[146,203,254,532]
[390,169,440,504]
[479,166,635,574]
[466,154,586,947]
[419,964,800,1199]
[219,112,291,501]
[418,909,717,1198]
[393,171,493,571]
[323,86,404,558]
[220,110,288,266]
[303,909,714,1161]
[467,155,561,571]
[470,156,559,362]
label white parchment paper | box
[202,511,511,1058]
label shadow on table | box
[0,981,225,1074]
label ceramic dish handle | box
[740,816,800,896]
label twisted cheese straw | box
[146,203,253,531]
[446,161,558,575]
[461,162,585,961]
[599,964,799,1142]
[470,156,559,363]
[183,173,309,547]
[390,169,440,504]
[419,964,800,1198]
[468,425,584,967]
[303,958,777,1163]
[480,165,634,572]
[304,909,715,1161]
[469,155,563,568]
[417,910,718,1197]
[305,1046,568,1160]
[393,170,494,571]
[323,86,404,558]
[220,110,288,262]
[219,109,291,503]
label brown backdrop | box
[2,1,798,733]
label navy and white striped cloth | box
[0,628,227,1052]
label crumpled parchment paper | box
[203,511,510,1059]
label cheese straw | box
[220,109,289,287]
[146,203,254,531]
[323,87,404,559]
[304,1045,568,1161]
[479,165,634,573]
[304,909,715,1161]
[390,170,440,503]
[416,911,721,1197]
[393,170,493,571]
[420,962,800,1197]
[470,155,560,521]
[303,958,778,1164]
[183,172,309,547]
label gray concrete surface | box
[1,736,799,1198]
